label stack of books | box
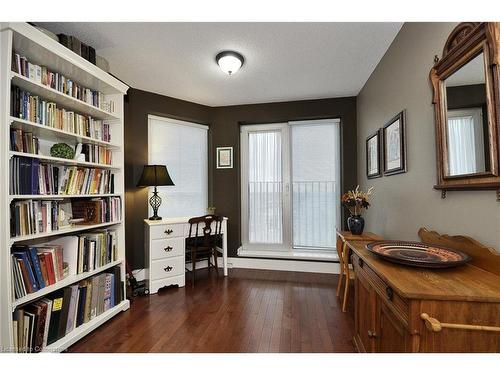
[71,197,121,224]
[11,86,111,142]
[77,144,112,165]
[10,129,40,154]
[12,266,123,353]
[9,156,115,196]
[11,52,114,112]
[11,245,65,298]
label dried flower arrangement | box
[341,185,374,216]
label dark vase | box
[347,215,365,235]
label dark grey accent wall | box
[125,90,357,267]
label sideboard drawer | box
[352,252,409,326]
[150,223,185,240]
[150,237,185,260]
[151,256,184,279]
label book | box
[40,298,53,348]
[65,285,79,334]
[58,287,73,339]
[46,289,65,345]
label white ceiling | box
[38,22,402,106]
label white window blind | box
[291,120,340,249]
[148,115,208,218]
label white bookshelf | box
[0,22,129,353]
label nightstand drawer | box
[151,256,184,279]
[150,237,185,260]
[150,224,185,240]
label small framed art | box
[216,147,233,169]
[382,110,407,176]
[366,129,382,178]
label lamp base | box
[148,215,162,221]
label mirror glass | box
[444,52,490,176]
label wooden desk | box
[144,217,228,293]
[347,233,500,352]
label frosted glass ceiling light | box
[216,51,244,75]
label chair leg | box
[192,251,197,287]
[336,271,344,297]
[341,242,350,312]
[213,249,219,276]
[342,271,350,313]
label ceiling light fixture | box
[216,51,244,75]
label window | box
[148,115,208,218]
[240,119,341,259]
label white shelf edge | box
[9,151,120,170]
[12,259,123,309]
[10,221,123,243]
[10,117,121,149]
[42,300,130,353]
[10,193,123,201]
[8,22,128,94]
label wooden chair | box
[336,231,382,312]
[185,214,223,287]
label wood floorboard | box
[67,268,356,353]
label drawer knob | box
[385,286,394,301]
[164,266,173,272]
[358,258,364,268]
[368,330,377,338]
[164,229,173,235]
[164,246,173,252]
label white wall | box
[357,22,500,250]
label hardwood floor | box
[68,268,356,353]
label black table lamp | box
[137,165,174,220]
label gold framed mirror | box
[430,22,499,196]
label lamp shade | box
[137,165,174,187]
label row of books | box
[11,200,63,237]
[11,52,113,112]
[75,143,113,165]
[10,198,121,237]
[11,245,65,298]
[9,156,115,196]
[10,129,40,154]
[11,229,118,300]
[12,266,123,353]
[11,86,112,142]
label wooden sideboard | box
[347,228,500,352]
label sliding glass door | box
[241,119,340,256]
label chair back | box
[187,215,223,249]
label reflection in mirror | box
[444,52,490,176]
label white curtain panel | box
[291,121,340,249]
[148,116,208,218]
[248,131,283,244]
[447,115,476,175]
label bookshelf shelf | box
[12,259,123,310]
[42,300,130,353]
[10,117,121,149]
[1,22,128,353]
[10,151,120,170]
[11,72,120,121]
[9,193,122,201]
[9,220,123,243]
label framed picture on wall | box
[382,110,407,175]
[366,129,382,178]
[216,147,233,169]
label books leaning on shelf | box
[10,129,40,154]
[9,156,115,195]
[11,86,111,142]
[11,52,115,113]
[11,245,65,299]
[76,230,118,274]
[10,197,121,238]
[12,266,123,353]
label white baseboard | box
[225,256,340,274]
[132,256,339,280]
